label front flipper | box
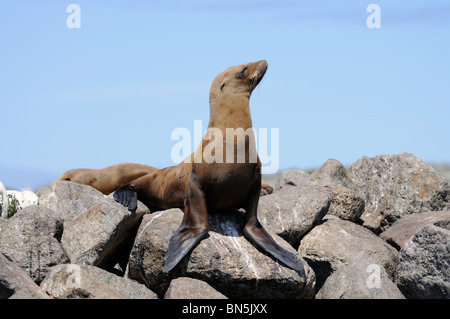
[163,225,209,273]
[244,223,305,277]
[244,180,306,277]
[113,185,138,211]
[163,173,210,273]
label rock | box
[316,252,405,299]
[258,185,330,248]
[36,181,105,222]
[164,277,227,299]
[306,159,354,189]
[7,190,39,208]
[324,186,365,221]
[0,182,39,219]
[0,205,70,284]
[0,253,51,299]
[380,211,450,250]
[274,169,310,191]
[1,189,39,219]
[40,264,157,299]
[303,159,365,222]
[0,181,7,219]
[348,152,450,233]
[298,218,397,289]
[396,221,450,299]
[61,196,148,271]
[127,209,315,299]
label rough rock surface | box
[304,159,365,221]
[37,181,105,222]
[0,205,70,284]
[306,158,355,189]
[127,209,315,299]
[164,277,227,299]
[349,153,450,233]
[298,218,398,289]
[380,211,450,249]
[324,186,365,221]
[316,252,405,299]
[40,264,157,299]
[274,169,311,191]
[0,253,51,299]
[61,196,148,271]
[396,221,450,299]
[258,185,330,247]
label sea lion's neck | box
[208,95,253,130]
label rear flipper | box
[163,225,209,273]
[113,185,138,211]
[244,223,306,278]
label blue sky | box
[0,1,449,190]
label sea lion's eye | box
[220,83,225,91]
[237,67,248,78]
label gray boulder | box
[396,221,450,299]
[0,253,51,299]
[305,159,365,222]
[306,158,354,189]
[61,196,148,271]
[298,218,398,289]
[348,152,450,233]
[164,277,227,299]
[40,264,157,299]
[274,169,311,191]
[324,186,365,221]
[0,205,70,284]
[127,209,315,299]
[380,211,450,250]
[37,181,105,223]
[258,185,330,248]
[316,252,405,299]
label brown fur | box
[57,163,272,197]
[56,163,158,195]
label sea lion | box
[56,163,158,195]
[57,163,273,196]
[114,61,304,275]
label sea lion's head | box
[210,60,268,103]
[56,168,97,185]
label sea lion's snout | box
[249,60,268,90]
[258,60,268,69]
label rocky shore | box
[1,152,449,299]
